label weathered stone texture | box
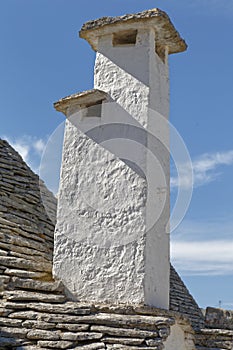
[170,264,205,329]
[205,307,233,330]
[54,89,109,115]
[1,297,190,349]
[37,340,73,349]
[195,328,233,349]
[0,139,56,293]
[0,137,208,350]
[79,8,187,54]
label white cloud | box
[172,218,233,241]
[33,139,46,155]
[10,141,30,163]
[171,239,233,276]
[171,150,233,189]
[171,217,233,276]
[222,302,233,307]
[2,135,47,174]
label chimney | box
[53,9,187,309]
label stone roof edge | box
[54,89,109,115]
[87,302,194,329]
[79,8,187,54]
[80,8,167,31]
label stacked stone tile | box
[0,139,56,286]
[170,265,204,329]
[0,139,191,349]
[204,307,233,330]
[1,299,195,349]
[0,139,66,348]
[170,258,233,350]
[195,328,233,350]
[0,138,232,350]
[195,308,233,349]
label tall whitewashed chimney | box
[53,9,187,309]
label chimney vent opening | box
[112,30,137,47]
[84,100,103,118]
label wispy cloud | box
[222,302,233,307]
[172,217,233,241]
[33,138,46,155]
[2,135,47,174]
[171,238,233,276]
[171,216,233,276]
[171,150,233,189]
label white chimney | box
[53,9,187,309]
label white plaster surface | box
[54,120,146,303]
[54,24,171,308]
[164,323,195,350]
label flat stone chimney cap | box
[54,89,108,115]
[79,8,187,54]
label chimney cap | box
[79,8,187,54]
[54,89,108,115]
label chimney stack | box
[53,9,187,309]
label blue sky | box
[1,0,233,309]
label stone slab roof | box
[1,139,230,349]
[79,8,187,54]
[205,307,233,330]
[54,89,108,115]
[170,265,204,330]
[195,328,233,349]
[1,296,194,349]
[0,139,57,294]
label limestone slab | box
[102,336,144,345]
[27,329,60,340]
[56,323,90,331]
[91,325,158,338]
[23,320,56,330]
[0,326,29,337]
[38,340,73,349]
[3,290,66,303]
[73,344,105,350]
[10,277,63,293]
[0,256,52,272]
[80,8,187,54]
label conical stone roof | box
[0,139,206,349]
[0,139,57,287]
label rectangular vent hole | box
[84,100,103,118]
[113,30,137,46]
